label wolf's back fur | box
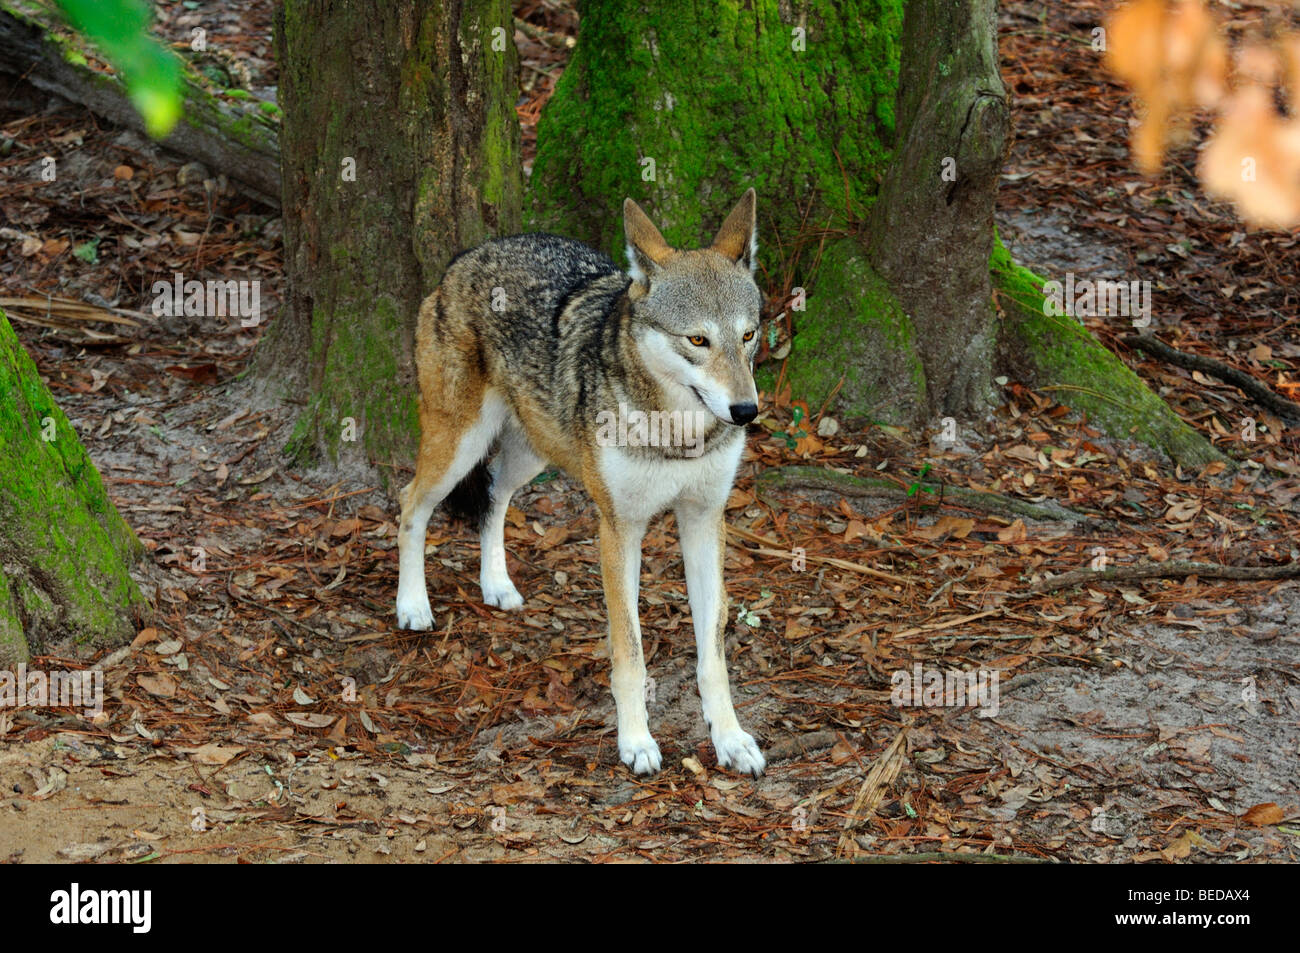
[423,234,629,432]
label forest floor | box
[0,0,1297,864]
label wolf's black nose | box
[729,402,758,425]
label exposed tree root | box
[1030,560,1300,593]
[1122,334,1300,425]
[756,465,1113,529]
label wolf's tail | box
[442,460,491,532]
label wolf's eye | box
[688,335,709,347]
[743,330,755,342]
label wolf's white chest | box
[598,435,744,525]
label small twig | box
[282,486,378,511]
[1037,383,1142,414]
[925,632,1041,642]
[764,730,839,763]
[1030,560,1300,593]
[727,524,909,586]
[513,16,574,49]
[1122,333,1300,425]
[837,727,908,858]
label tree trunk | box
[257,0,523,470]
[529,0,1219,467]
[866,0,1007,419]
[0,310,144,665]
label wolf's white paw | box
[618,732,662,775]
[480,576,524,611]
[396,593,433,631]
[713,728,766,778]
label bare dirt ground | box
[0,0,1297,863]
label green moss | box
[991,236,1223,469]
[529,0,903,262]
[783,237,924,425]
[0,564,25,666]
[465,1,518,212]
[0,309,145,656]
[283,296,420,475]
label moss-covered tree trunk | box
[530,0,1219,467]
[529,0,901,259]
[0,310,144,665]
[257,0,522,469]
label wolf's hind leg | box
[478,424,545,610]
[396,391,507,630]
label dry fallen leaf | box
[137,673,177,697]
[997,519,1027,544]
[130,626,160,649]
[32,767,68,800]
[1242,802,1284,826]
[914,515,975,542]
[187,743,246,765]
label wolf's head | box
[623,190,762,426]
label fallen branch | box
[1122,333,1300,425]
[757,465,1111,529]
[831,851,1054,864]
[1031,560,1300,593]
[0,1,280,206]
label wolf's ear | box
[623,198,674,286]
[710,188,758,274]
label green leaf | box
[73,238,99,264]
[55,0,183,138]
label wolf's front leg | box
[598,515,661,775]
[395,479,435,630]
[677,504,765,777]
